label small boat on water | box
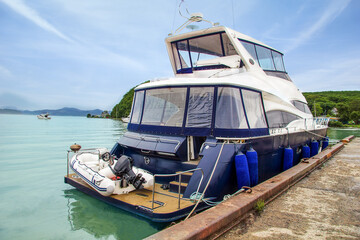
[37,113,51,119]
[69,147,154,196]
[65,15,329,222]
[121,116,130,123]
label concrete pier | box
[220,136,360,239]
[146,136,358,240]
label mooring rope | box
[185,141,226,220]
[303,129,328,139]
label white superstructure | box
[134,26,326,135]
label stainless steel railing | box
[151,168,204,210]
[67,149,204,210]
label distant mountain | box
[1,107,103,116]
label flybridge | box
[169,31,239,74]
[165,26,287,77]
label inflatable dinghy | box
[70,148,154,196]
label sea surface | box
[0,114,166,240]
[0,114,359,240]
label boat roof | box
[165,26,281,54]
[136,72,294,101]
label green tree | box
[111,81,149,119]
[349,99,360,113]
[303,91,360,123]
[111,88,135,118]
[350,111,360,124]
[319,101,335,116]
[337,103,350,123]
[310,102,323,117]
[328,120,343,127]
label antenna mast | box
[170,1,219,35]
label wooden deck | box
[67,173,195,214]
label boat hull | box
[65,128,327,222]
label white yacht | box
[65,17,328,222]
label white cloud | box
[0,65,12,78]
[285,0,351,53]
[1,0,73,43]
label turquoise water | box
[0,114,166,240]
[327,127,360,141]
[0,114,358,239]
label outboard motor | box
[112,155,146,190]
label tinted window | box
[291,100,312,114]
[130,91,144,124]
[186,87,214,128]
[176,40,191,69]
[239,39,286,72]
[255,45,275,71]
[267,110,300,128]
[221,33,237,56]
[172,32,238,73]
[272,51,285,72]
[215,87,248,129]
[240,41,259,65]
[242,89,267,128]
[189,33,223,68]
[142,88,186,126]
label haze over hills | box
[0,107,103,116]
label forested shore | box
[304,91,360,127]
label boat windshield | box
[171,32,237,73]
[140,88,186,127]
[129,86,269,137]
[239,39,286,72]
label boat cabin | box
[127,86,268,138]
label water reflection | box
[63,189,168,240]
[111,119,127,138]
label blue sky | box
[0,0,359,111]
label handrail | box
[313,117,330,126]
[211,117,329,144]
[151,168,204,210]
[66,149,204,210]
